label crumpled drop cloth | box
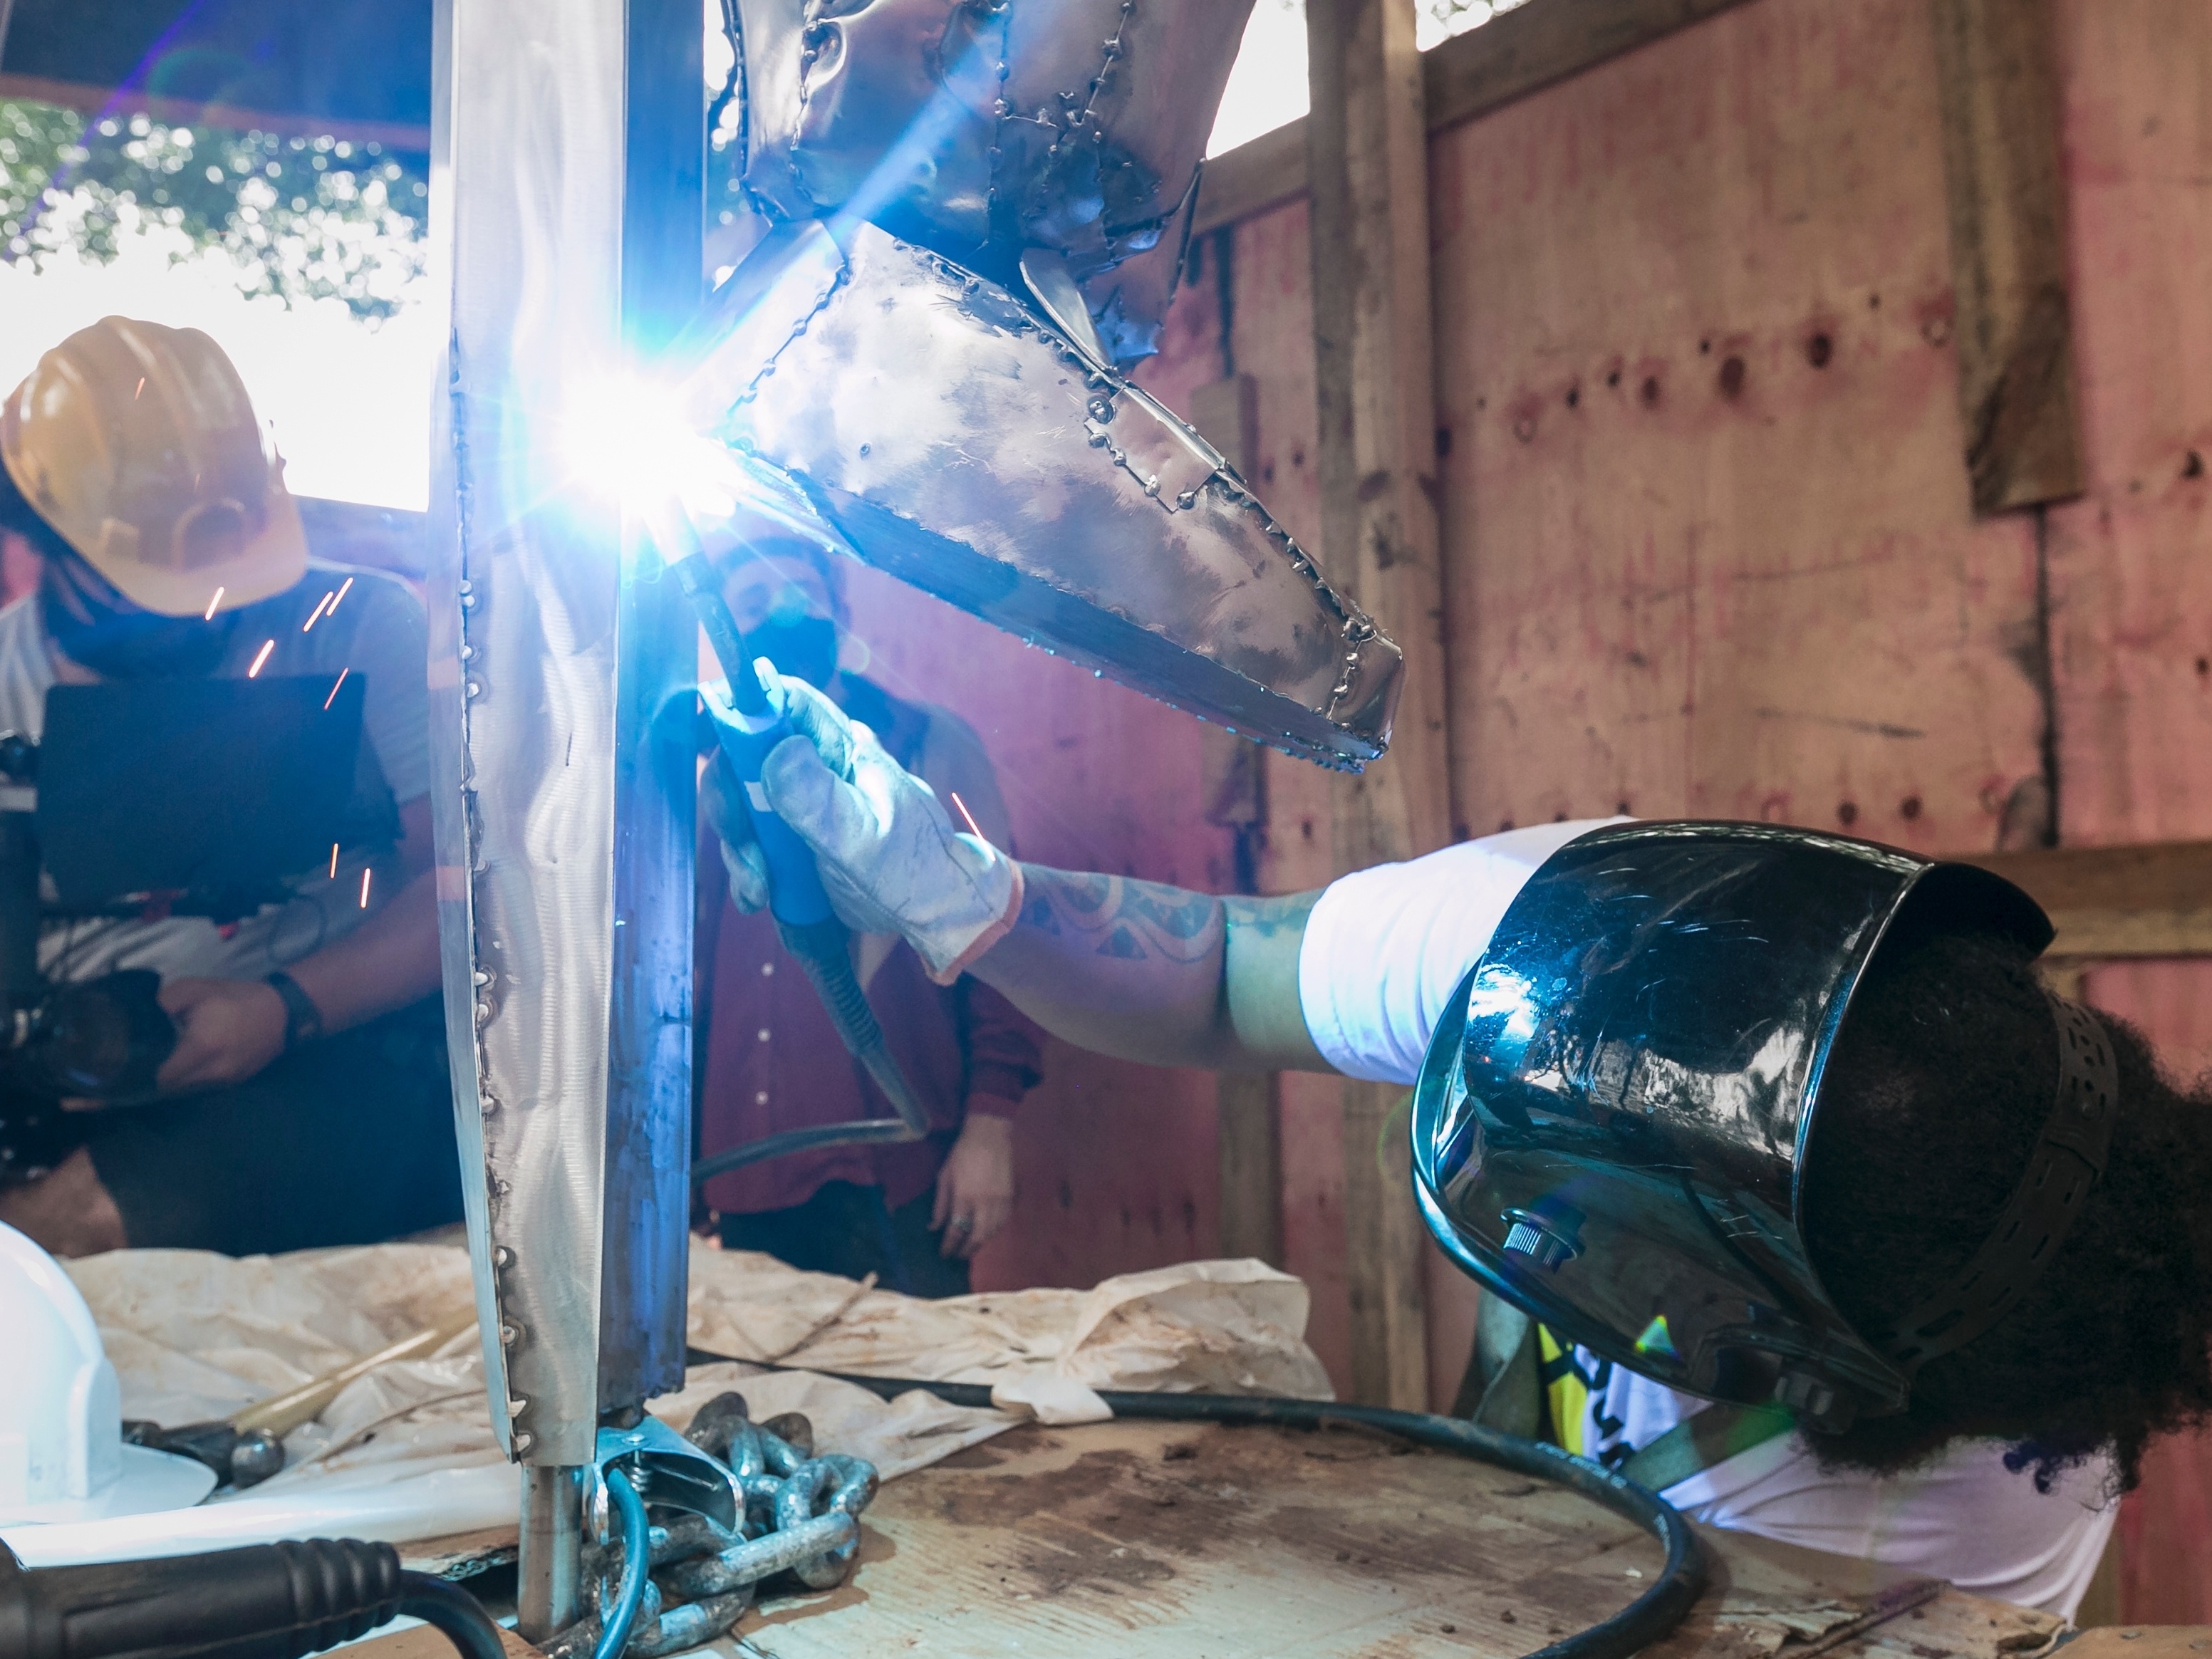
[687,1248,1334,1422]
[4,1242,1328,1565]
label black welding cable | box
[396,1571,509,1659]
[806,1373,1706,1659]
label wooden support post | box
[1192,372,1284,1269]
[1930,0,2084,514]
[1305,0,1454,1412]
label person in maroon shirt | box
[694,537,1042,1296]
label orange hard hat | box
[1,316,306,617]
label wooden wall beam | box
[1306,0,1453,1413]
[1194,0,1763,236]
[1190,373,1287,1270]
[1956,841,2212,960]
[1929,0,2084,514]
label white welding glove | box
[705,667,1024,983]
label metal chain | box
[542,1393,881,1659]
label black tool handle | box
[0,1539,504,1659]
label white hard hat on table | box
[0,1220,212,1525]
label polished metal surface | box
[675,219,1401,769]
[728,0,1252,363]
[518,1465,585,1643]
[427,0,702,1485]
[1410,821,2054,1427]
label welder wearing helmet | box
[695,534,1041,1292]
[0,316,459,1257]
[707,667,2212,1621]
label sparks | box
[303,591,336,631]
[204,586,225,620]
[948,789,988,842]
[247,638,276,677]
[359,867,372,909]
[323,667,349,709]
[133,378,145,400]
[329,843,341,879]
[326,576,355,615]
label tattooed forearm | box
[1018,869,1223,965]
[968,864,1334,1075]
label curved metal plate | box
[730,0,1253,362]
[676,220,1401,769]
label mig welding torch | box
[667,531,930,1185]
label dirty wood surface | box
[603,1418,2066,1659]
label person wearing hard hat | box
[0,316,459,1257]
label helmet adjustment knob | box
[1501,1205,1584,1272]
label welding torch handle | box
[668,539,930,1185]
[674,551,767,717]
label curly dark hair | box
[1802,921,2212,1490]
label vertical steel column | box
[426,0,702,1636]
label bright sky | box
[0,1,1503,512]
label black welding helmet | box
[1410,821,2055,1431]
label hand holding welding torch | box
[656,508,951,1177]
[702,671,1024,986]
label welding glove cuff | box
[754,670,1024,984]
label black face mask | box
[39,551,238,680]
[740,613,840,690]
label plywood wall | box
[848,0,2212,1606]
[2045,0,2212,1626]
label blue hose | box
[593,1468,651,1659]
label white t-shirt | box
[1297,823,2119,1618]
[0,564,432,984]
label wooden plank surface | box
[1930,0,2085,514]
[1215,1071,1286,1267]
[2033,0,2212,1623]
[1954,840,2212,958]
[1429,0,2046,846]
[1305,0,1451,1414]
[692,1418,2066,1659]
[1193,0,1767,237]
[2062,1631,2212,1659]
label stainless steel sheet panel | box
[729,0,1253,362]
[429,0,699,1465]
[677,220,1400,766]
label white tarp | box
[4,1242,1329,1566]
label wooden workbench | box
[379,1417,2135,1659]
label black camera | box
[0,739,179,1187]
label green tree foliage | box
[0,98,428,323]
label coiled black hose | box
[817,1373,1707,1659]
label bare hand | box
[933,1110,1017,1259]
[156,978,289,1093]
